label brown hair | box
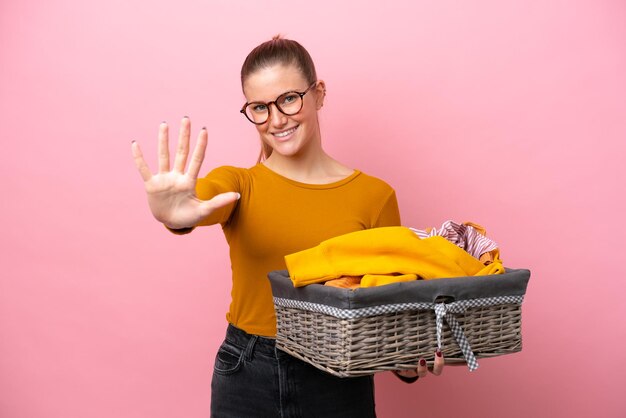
[241,35,318,162]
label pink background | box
[1,1,625,417]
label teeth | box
[274,126,297,137]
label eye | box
[280,93,299,105]
[251,103,267,113]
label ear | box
[314,80,326,110]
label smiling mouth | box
[273,125,299,138]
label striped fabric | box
[409,220,498,260]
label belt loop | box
[244,335,258,361]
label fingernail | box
[131,139,136,144]
[236,193,241,199]
[419,359,426,367]
[436,350,442,358]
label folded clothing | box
[286,226,504,287]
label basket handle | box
[433,295,455,304]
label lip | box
[271,125,299,142]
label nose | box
[268,102,288,127]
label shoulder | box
[354,171,401,227]
[353,170,396,194]
[195,166,254,197]
[205,165,249,178]
[203,165,255,183]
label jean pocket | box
[213,341,244,376]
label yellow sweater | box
[285,226,504,287]
[184,164,401,337]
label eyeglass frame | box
[239,82,318,125]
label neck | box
[263,144,332,182]
[262,139,355,185]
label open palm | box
[131,117,239,229]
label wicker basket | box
[268,268,530,377]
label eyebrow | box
[246,87,307,103]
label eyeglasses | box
[240,82,317,125]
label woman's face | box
[242,64,325,159]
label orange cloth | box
[360,273,418,287]
[324,273,418,289]
[324,276,362,289]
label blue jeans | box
[210,324,377,418]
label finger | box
[187,126,207,179]
[173,116,191,173]
[131,140,153,182]
[393,369,419,384]
[396,369,418,378]
[157,121,170,173]
[197,192,241,217]
[416,358,428,378]
[431,349,444,376]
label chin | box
[266,137,307,157]
[271,144,303,158]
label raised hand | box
[131,117,240,229]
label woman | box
[131,36,444,417]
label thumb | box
[431,349,444,376]
[201,192,241,214]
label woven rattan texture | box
[275,303,522,377]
